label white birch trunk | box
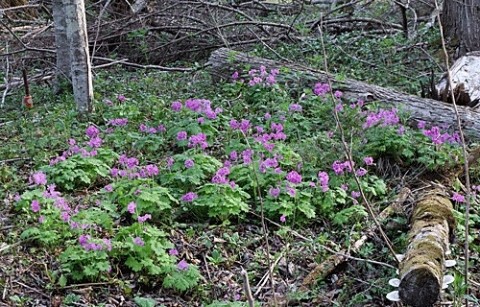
[52,0,71,93]
[64,0,93,114]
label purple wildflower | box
[364,157,374,165]
[171,101,183,112]
[269,187,280,198]
[286,171,302,184]
[30,172,47,186]
[452,192,465,203]
[177,259,189,271]
[181,192,198,202]
[31,200,40,212]
[184,159,194,169]
[188,133,208,149]
[86,125,99,138]
[177,131,187,141]
[286,186,296,197]
[351,191,361,199]
[355,168,367,177]
[133,236,145,246]
[166,157,174,169]
[313,83,330,96]
[169,248,179,256]
[280,215,286,223]
[117,94,126,103]
[289,104,302,112]
[138,214,152,223]
[127,202,136,214]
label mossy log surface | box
[207,47,480,139]
[398,190,455,307]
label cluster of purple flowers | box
[421,126,460,145]
[110,154,159,179]
[24,174,100,233]
[318,171,329,192]
[288,103,303,113]
[332,160,354,175]
[29,171,47,186]
[244,66,279,87]
[50,125,106,165]
[139,123,166,134]
[230,119,251,134]
[211,166,235,188]
[313,83,330,96]
[79,235,112,251]
[171,98,222,120]
[107,118,129,127]
[286,171,302,184]
[181,191,198,202]
[259,157,279,173]
[188,133,208,149]
[363,108,400,129]
[451,192,465,203]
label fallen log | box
[207,47,480,140]
[397,189,455,307]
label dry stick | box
[254,251,285,296]
[92,56,195,72]
[434,1,471,305]
[0,19,55,54]
[0,4,41,13]
[317,20,400,264]
[243,134,277,306]
[241,267,255,307]
[90,0,113,66]
[1,42,9,109]
[150,20,294,52]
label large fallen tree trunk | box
[398,189,455,307]
[207,47,480,139]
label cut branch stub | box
[398,191,455,307]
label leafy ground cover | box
[1,33,480,306]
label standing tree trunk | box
[442,0,480,58]
[52,0,71,93]
[64,0,94,114]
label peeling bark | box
[207,48,480,139]
[398,190,455,307]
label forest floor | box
[1,26,480,307]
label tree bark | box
[207,47,480,139]
[52,0,71,93]
[442,0,480,58]
[398,190,455,307]
[65,0,94,114]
